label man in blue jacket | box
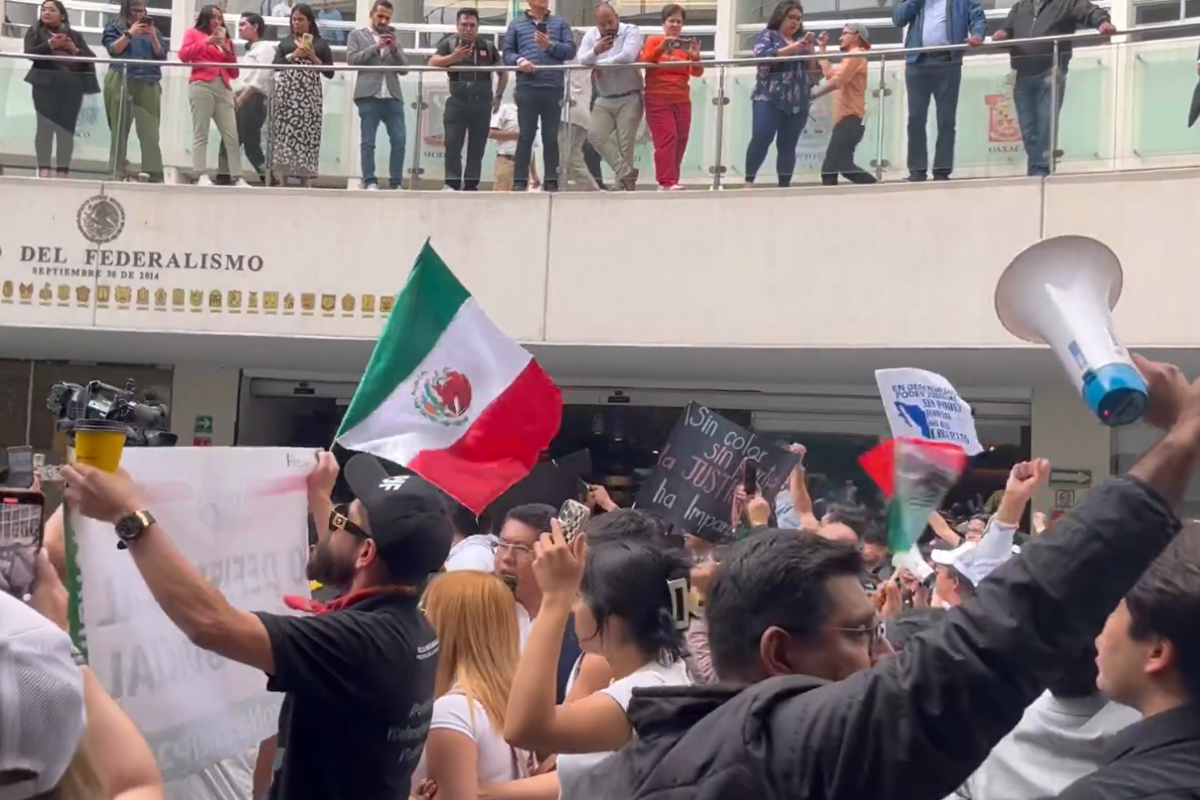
[892,0,984,181]
[502,0,576,192]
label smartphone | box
[215,25,227,39]
[670,37,689,49]
[743,462,758,496]
[5,447,34,490]
[0,490,45,600]
[557,499,591,543]
[300,32,313,47]
[534,20,548,34]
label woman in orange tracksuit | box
[640,4,703,190]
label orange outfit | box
[820,54,867,124]
[640,35,703,103]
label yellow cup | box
[72,420,128,473]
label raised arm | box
[767,358,1200,800]
[346,29,380,66]
[892,0,922,27]
[576,27,600,65]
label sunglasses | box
[329,504,369,539]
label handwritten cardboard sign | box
[634,404,799,542]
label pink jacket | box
[179,27,239,87]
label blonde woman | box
[413,571,536,800]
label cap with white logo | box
[343,454,454,582]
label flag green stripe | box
[338,241,471,437]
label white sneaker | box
[234,178,252,188]
[363,183,379,191]
[442,186,457,192]
[668,184,686,191]
[196,175,214,186]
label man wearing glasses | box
[60,450,453,800]
[496,502,582,703]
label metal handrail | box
[4,19,1196,73]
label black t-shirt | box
[435,35,500,85]
[255,593,438,800]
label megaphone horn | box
[995,235,1147,427]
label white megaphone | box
[995,235,1147,427]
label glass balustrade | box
[0,28,1198,190]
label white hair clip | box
[667,576,694,630]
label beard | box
[307,538,356,590]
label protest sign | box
[73,448,315,782]
[634,404,799,542]
[875,368,984,455]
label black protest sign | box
[634,404,800,543]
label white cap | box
[930,518,1021,586]
[0,592,86,800]
[891,544,934,582]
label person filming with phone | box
[348,0,410,191]
[272,3,335,187]
[180,4,248,186]
[640,4,702,190]
[102,0,166,183]
[430,8,505,192]
[23,0,99,179]
[501,0,576,192]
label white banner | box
[73,447,316,782]
[875,368,983,455]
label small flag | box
[336,242,563,513]
[859,437,968,552]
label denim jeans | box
[514,84,562,189]
[904,58,962,178]
[1012,67,1067,177]
[744,100,808,187]
[356,96,406,188]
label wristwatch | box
[114,509,156,550]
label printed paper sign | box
[875,368,983,455]
[634,404,799,542]
[73,448,315,782]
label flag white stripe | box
[338,299,532,464]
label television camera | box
[47,379,178,448]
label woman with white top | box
[412,570,535,800]
[504,528,693,800]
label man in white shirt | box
[559,31,599,191]
[578,3,642,191]
[490,101,539,191]
[217,12,273,183]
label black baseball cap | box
[343,453,454,582]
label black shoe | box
[905,172,927,182]
[511,182,528,192]
[544,181,559,193]
[932,172,951,181]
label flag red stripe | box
[409,359,563,514]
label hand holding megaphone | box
[1132,354,1196,432]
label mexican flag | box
[859,437,968,552]
[336,241,562,513]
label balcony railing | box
[1,19,1198,190]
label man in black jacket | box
[992,0,1114,176]
[1056,526,1200,800]
[571,355,1199,800]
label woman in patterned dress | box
[270,3,333,185]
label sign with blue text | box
[876,368,983,455]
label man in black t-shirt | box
[428,8,507,191]
[58,450,452,800]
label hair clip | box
[667,576,693,630]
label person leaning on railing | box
[640,3,703,191]
[272,3,335,187]
[180,4,250,186]
[992,0,1114,177]
[102,0,166,183]
[23,0,99,179]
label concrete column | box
[170,365,242,447]
[1030,381,1114,515]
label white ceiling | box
[5,324,1200,391]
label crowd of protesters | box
[6,352,1200,800]
[17,0,1117,186]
